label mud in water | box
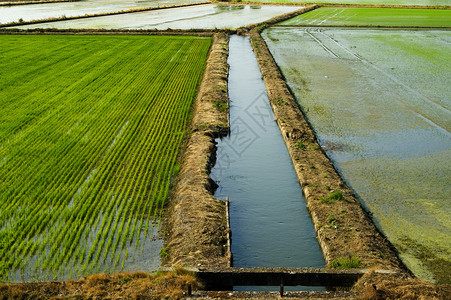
[13,5,302,30]
[262,27,451,284]
[0,0,205,24]
[211,35,325,291]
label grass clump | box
[327,214,338,227]
[159,247,170,260]
[330,255,361,269]
[294,140,307,150]
[321,190,345,204]
[213,101,228,112]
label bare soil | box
[248,28,406,272]
[0,0,80,6]
[0,269,200,299]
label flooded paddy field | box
[13,5,302,30]
[0,0,205,24]
[279,7,451,27]
[263,27,451,283]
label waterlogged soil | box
[262,27,451,283]
[0,0,205,24]
[14,5,302,30]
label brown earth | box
[0,28,223,35]
[163,32,231,269]
[2,270,449,299]
[0,0,80,6]
[247,28,406,272]
[0,269,200,299]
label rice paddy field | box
[0,0,205,24]
[13,4,302,30]
[247,0,450,5]
[0,34,211,281]
[262,27,451,283]
[279,7,451,27]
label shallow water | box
[0,0,204,24]
[210,35,325,290]
[263,27,451,283]
[14,5,301,30]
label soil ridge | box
[164,32,231,268]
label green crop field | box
[247,0,450,5]
[279,7,451,27]
[0,34,211,281]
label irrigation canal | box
[210,35,325,290]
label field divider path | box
[164,32,231,268]
[248,28,410,273]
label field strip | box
[165,33,231,268]
[277,6,451,28]
[0,0,78,6]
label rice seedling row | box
[0,35,211,281]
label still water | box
[263,27,451,283]
[14,5,301,30]
[211,35,325,283]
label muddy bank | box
[0,27,224,35]
[164,32,231,268]
[0,0,80,6]
[248,28,406,272]
[243,5,318,30]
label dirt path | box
[163,32,231,268]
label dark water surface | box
[210,35,325,290]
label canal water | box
[210,35,325,290]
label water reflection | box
[211,35,325,271]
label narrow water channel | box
[211,35,325,285]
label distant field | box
[0,34,211,281]
[279,7,451,26]
[247,0,450,5]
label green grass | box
[279,7,451,27]
[329,255,361,268]
[320,190,346,204]
[247,0,450,5]
[0,34,211,281]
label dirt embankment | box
[163,32,231,269]
[248,28,406,272]
[0,0,80,6]
[0,28,225,35]
[243,4,318,30]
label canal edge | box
[163,32,231,269]
[248,28,409,274]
